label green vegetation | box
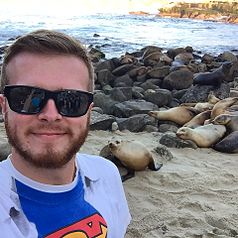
[159,1,238,16]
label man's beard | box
[4,113,90,169]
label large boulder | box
[162,69,194,90]
[112,99,158,117]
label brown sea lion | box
[183,110,211,128]
[211,97,238,119]
[176,124,226,148]
[213,131,238,153]
[148,106,200,126]
[193,61,233,86]
[207,91,220,104]
[211,114,238,132]
[180,91,220,111]
[108,140,162,182]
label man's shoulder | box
[0,160,13,195]
[76,153,120,180]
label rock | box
[217,51,238,62]
[158,123,179,133]
[112,99,158,118]
[147,66,170,78]
[0,139,11,161]
[116,114,156,132]
[112,64,135,76]
[201,53,215,64]
[144,88,172,107]
[129,66,149,79]
[139,81,160,90]
[110,87,133,102]
[141,45,163,58]
[167,47,186,59]
[162,69,194,90]
[174,52,194,65]
[89,47,105,62]
[112,74,134,87]
[159,133,198,149]
[180,83,230,103]
[90,111,115,130]
[96,69,116,87]
[94,58,119,73]
[153,144,174,162]
[93,92,117,114]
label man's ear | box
[89,102,94,111]
[0,94,7,118]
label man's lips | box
[31,131,67,139]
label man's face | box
[0,52,93,168]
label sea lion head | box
[176,127,190,140]
[108,140,122,152]
[222,61,233,75]
[211,114,231,125]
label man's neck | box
[10,153,77,185]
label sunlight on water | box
[0,11,237,59]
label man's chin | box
[17,150,74,169]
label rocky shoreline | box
[89,45,238,152]
[0,43,238,161]
[128,11,238,24]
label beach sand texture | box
[81,130,238,238]
[1,124,237,237]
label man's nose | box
[37,99,62,121]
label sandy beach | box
[81,130,238,238]
[0,123,237,237]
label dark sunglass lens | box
[6,86,45,114]
[57,90,92,117]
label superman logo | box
[45,213,107,238]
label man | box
[0,30,131,238]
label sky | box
[0,0,163,15]
[0,0,233,16]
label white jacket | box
[0,153,131,238]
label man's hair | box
[0,29,94,92]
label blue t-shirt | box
[15,174,107,238]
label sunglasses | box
[3,85,93,117]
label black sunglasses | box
[4,85,93,117]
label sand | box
[81,130,238,238]
[1,125,237,237]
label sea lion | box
[193,61,233,86]
[148,106,200,126]
[183,110,211,128]
[207,91,221,104]
[211,114,238,132]
[108,140,162,182]
[211,97,238,119]
[213,131,238,153]
[176,124,226,148]
[180,91,219,111]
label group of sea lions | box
[99,60,237,181]
[149,94,238,153]
[100,93,238,182]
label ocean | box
[0,13,237,59]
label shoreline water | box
[0,13,237,59]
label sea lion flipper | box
[148,160,163,171]
[187,107,201,115]
[121,169,135,182]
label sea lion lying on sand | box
[183,110,211,128]
[108,140,162,182]
[176,124,226,148]
[211,114,238,132]
[148,106,200,126]
[211,97,238,119]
